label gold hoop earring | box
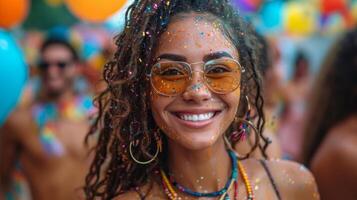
[230,117,260,160]
[129,131,162,165]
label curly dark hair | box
[84,0,269,199]
[302,29,357,166]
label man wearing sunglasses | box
[0,37,95,200]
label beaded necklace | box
[237,161,254,200]
[218,178,236,200]
[161,168,237,200]
[169,150,237,198]
[160,151,255,200]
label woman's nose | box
[182,71,212,103]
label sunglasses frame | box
[38,60,74,71]
[148,58,243,96]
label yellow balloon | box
[65,0,127,23]
[0,0,29,29]
[284,2,318,36]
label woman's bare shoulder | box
[312,118,357,177]
[267,159,319,199]
[243,158,320,200]
[310,120,357,199]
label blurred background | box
[1,0,356,108]
[0,0,356,199]
[2,0,357,82]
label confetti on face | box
[194,16,203,23]
[195,41,202,48]
[190,83,204,91]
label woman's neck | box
[167,137,232,194]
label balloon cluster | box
[232,0,356,36]
[0,0,128,29]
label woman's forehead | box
[155,13,239,60]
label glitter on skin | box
[189,83,204,92]
[299,165,308,171]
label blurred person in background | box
[0,37,96,200]
[302,29,357,200]
[278,50,312,161]
[234,33,282,159]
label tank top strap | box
[259,159,282,200]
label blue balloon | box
[0,29,28,125]
[255,0,283,34]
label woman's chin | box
[168,131,222,151]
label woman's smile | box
[169,108,224,129]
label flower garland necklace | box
[32,95,95,156]
[160,150,254,200]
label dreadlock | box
[84,0,269,199]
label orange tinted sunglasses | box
[149,58,242,96]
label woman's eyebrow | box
[156,51,233,62]
[156,54,187,62]
[203,51,233,62]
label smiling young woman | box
[84,1,319,199]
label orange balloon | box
[0,0,29,29]
[65,0,127,23]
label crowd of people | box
[0,0,356,200]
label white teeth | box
[179,112,214,122]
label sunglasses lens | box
[151,62,190,96]
[39,62,50,70]
[57,62,68,69]
[204,59,241,94]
